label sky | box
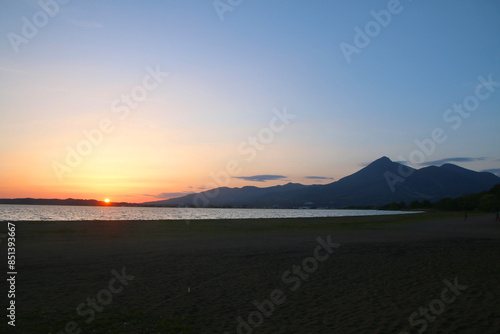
[1,0,499,203]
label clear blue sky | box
[1,0,499,202]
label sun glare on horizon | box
[104,198,110,203]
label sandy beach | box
[3,212,500,333]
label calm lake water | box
[0,205,418,221]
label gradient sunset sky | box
[1,0,499,203]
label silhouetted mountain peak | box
[361,156,403,171]
[371,156,392,165]
[356,156,398,175]
[379,156,391,162]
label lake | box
[0,204,418,221]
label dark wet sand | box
[3,213,500,333]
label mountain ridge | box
[143,157,500,208]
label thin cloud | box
[143,192,193,199]
[234,175,287,182]
[66,18,104,29]
[196,186,208,190]
[421,157,487,166]
[305,176,334,180]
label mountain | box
[142,182,307,207]
[143,157,500,208]
[0,198,136,206]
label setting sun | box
[104,199,110,203]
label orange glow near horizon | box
[0,126,350,204]
[104,198,110,203]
